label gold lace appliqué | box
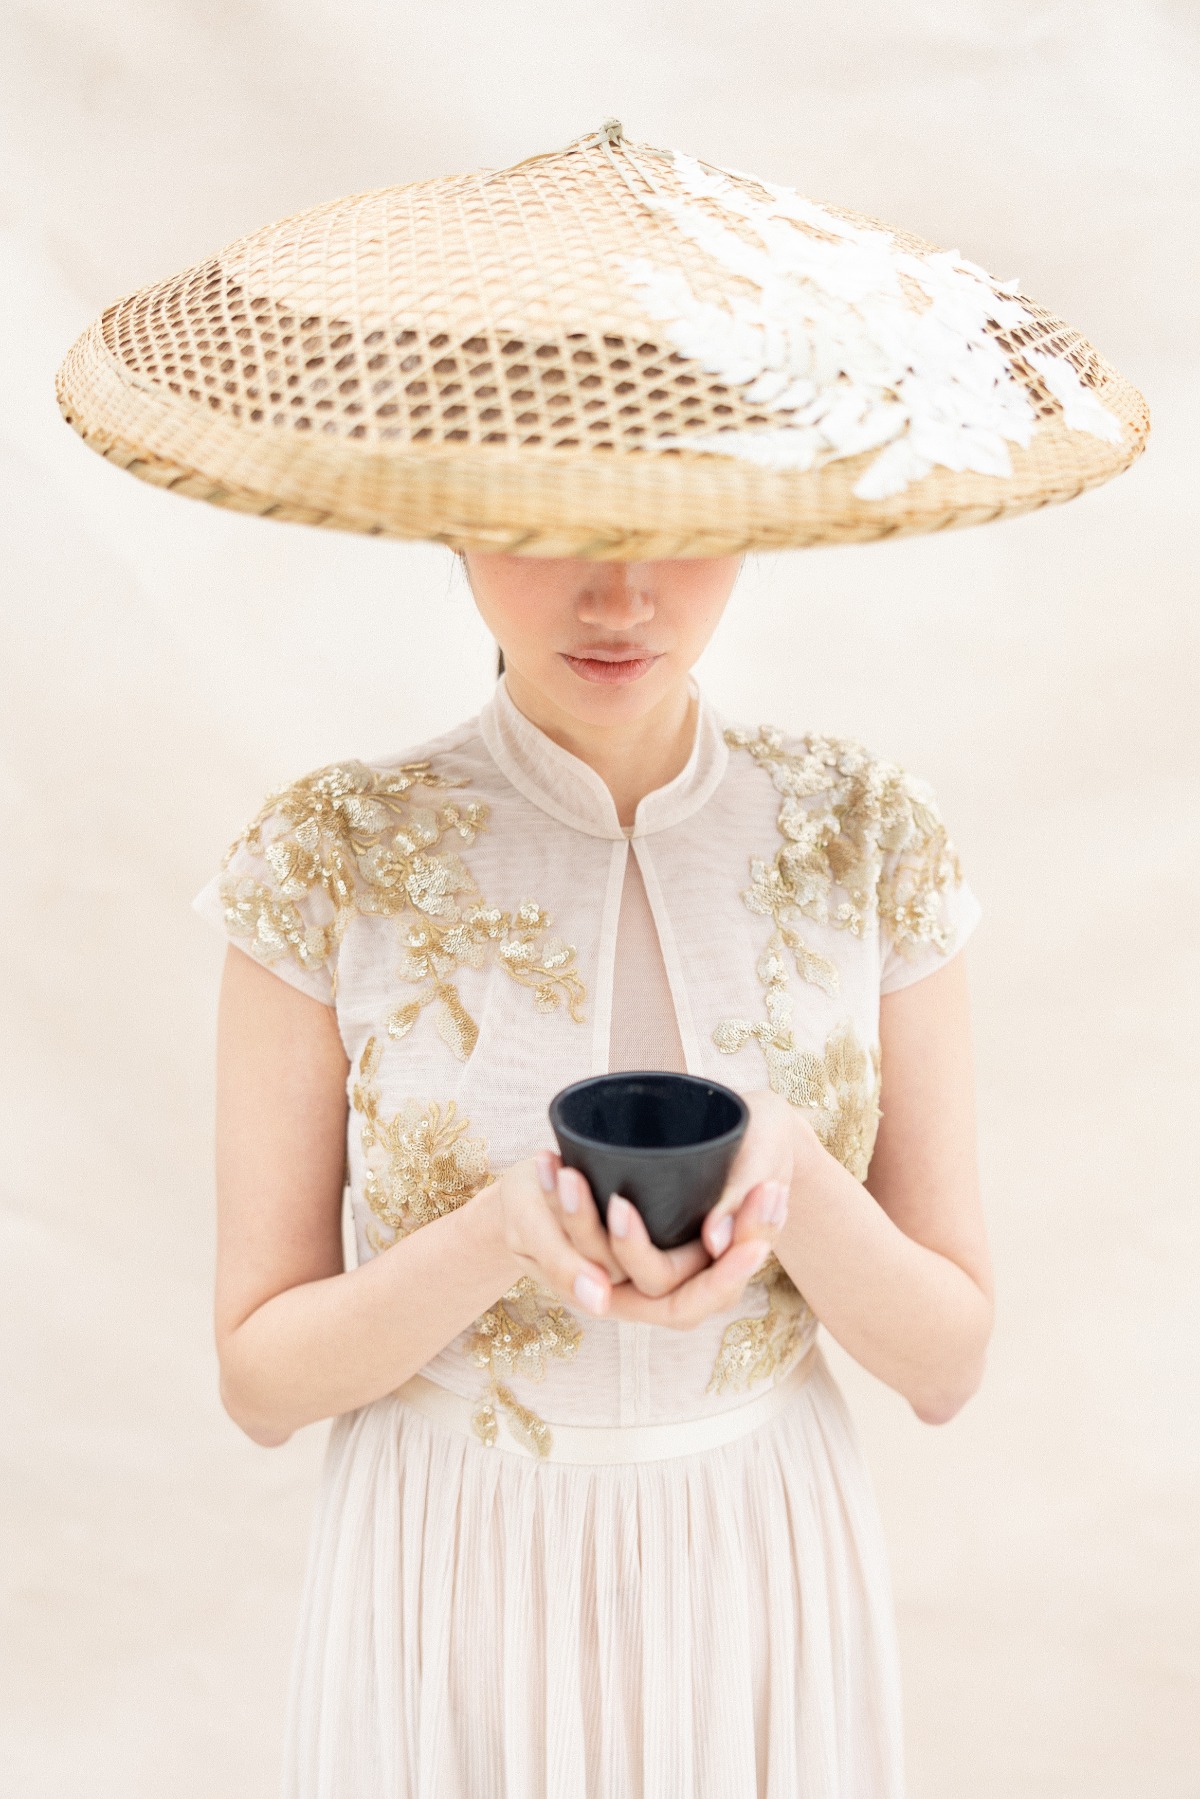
[715,981,881,1178]
[351,1037,580,1455]
[708,1012,882,1396]
[724,724,964,996]
[220,758,586,1048]
[707,726,954,1393]
[353,1038,490,1231]
[465,1283,583,1456]
[708,1254,816,1395]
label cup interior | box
[554,1073,744,1153]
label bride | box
[200,548,991,1797]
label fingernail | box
[608,1196,630,1239]
[535,1152,557,1195]
[558,1170,579,1215]
[709,1214,733,1255]
[573,1272,607,1314]
[747,1241,770,1273]
[765,1181,789,1226]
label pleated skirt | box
[282,1352,905,1799]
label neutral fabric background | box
[2,3,1196,1794]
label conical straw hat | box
[56,121,1148,558]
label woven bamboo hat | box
[57,121,1148,558]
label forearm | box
[778,1123,993,1423]
[219,1184,520,1444]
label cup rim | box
[549,1070,749,1160]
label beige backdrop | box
[2,4,1197,1795]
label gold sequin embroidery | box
[707,726,956,1392]
[708,1020,882,1394]
[351,1037,580,1455]
[466,1282,583,1454]
[707,1255,815,1395]
[220,758,586,1047]
[353,1038,489,1231]
[724,724,964,995]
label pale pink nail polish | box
[766,1182,789,1226]
[573,1272,606,1314]
[710,1213,733,1255]
[608,1196,630,1239]
[535,1152,557,1195]
[558,1170,579,1215]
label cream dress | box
[195,680,980,1799]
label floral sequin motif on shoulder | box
[352,1038,581,1456]
[723,724,964,995]
[219,757,586,1050]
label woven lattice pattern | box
[57,127,1149,556]
[103,281,762,455]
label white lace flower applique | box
[619,154,1123,497]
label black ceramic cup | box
[549,1071,749,1251]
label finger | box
[703,1173,787,1257]
[607,1195,710,1297]
[538,1155,626,1283]
[702,1155,770,1254]
[701,1092,793,1252]
[514,1168,613,1316]
[609,1238,769,1329]
[729,1180,789,1245]
[555,1165,628,1283]
[534,1150,561,1192]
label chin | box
[552,668,677,725]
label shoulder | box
[225,717,487,870]
[723,721,967,956]
[211,716,491,994]
[723,716,949,834]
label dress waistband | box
[392,1343,820,1466]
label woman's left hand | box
[699,1087,811,1260]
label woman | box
[197,546,990,1797]
[58,123,1144,1799]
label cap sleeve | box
[877,776,982,995]
[192,772,349,1007]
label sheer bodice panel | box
[609,852,687,1076]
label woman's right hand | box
[491,1151,785,1329]
[491,1152,630,1316]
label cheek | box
[499,593,570,660]
[665,581,735,660]
[476,585,583,685]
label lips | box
[560,650,662,686]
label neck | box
[501,670,697,827]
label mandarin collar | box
[478,677,729,841]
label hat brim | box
[57,317,1147,559]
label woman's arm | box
[214,947,521,1446]
[780,952,992,1422]
[699,951,993,1424]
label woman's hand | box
[699,1087,813,1260]
[491,1153,630,1316]
[500,1099,794,1330]
[597,1087,800,1327]
[600,1178,783,1328]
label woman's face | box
[461,553,742,727]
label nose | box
[574,563,656,631]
